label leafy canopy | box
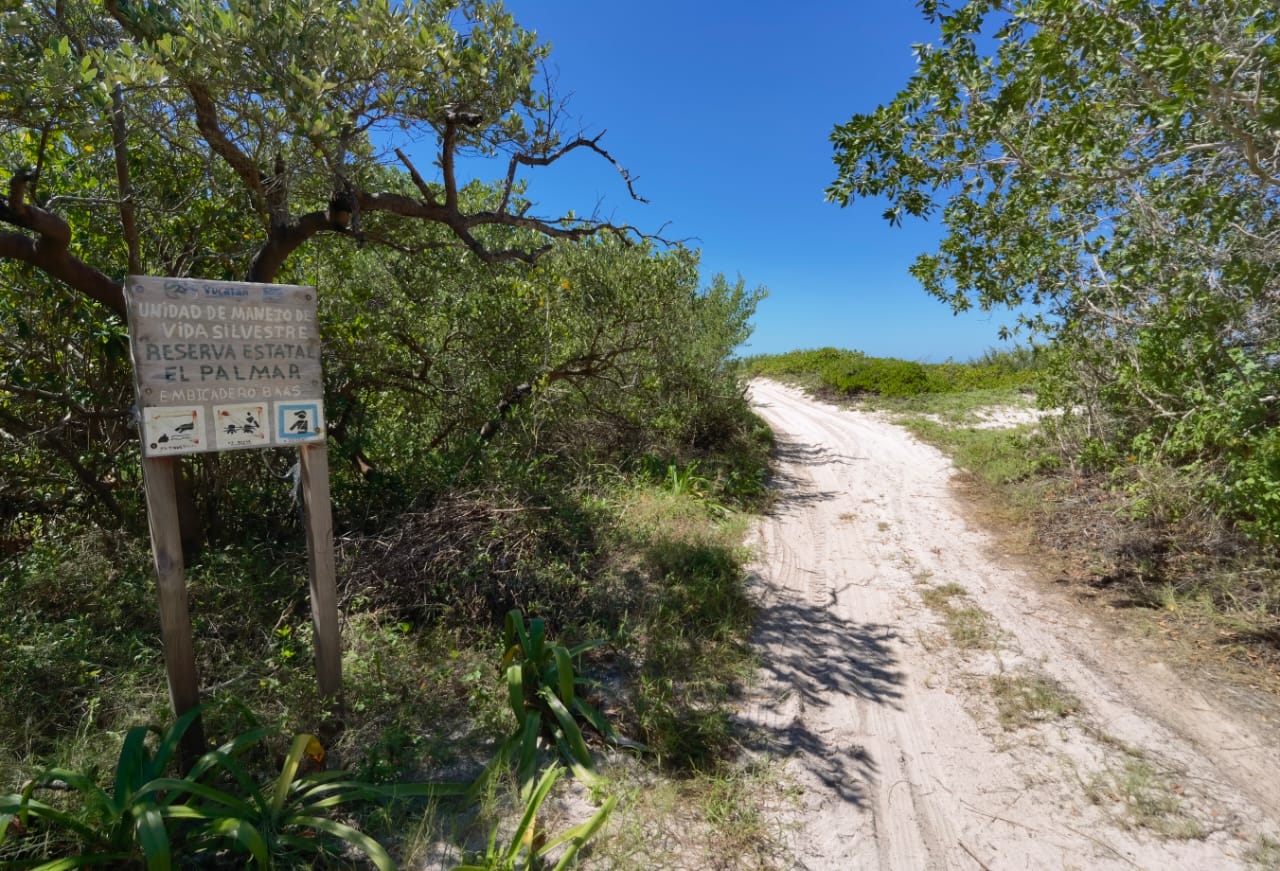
[828,0,1280,539]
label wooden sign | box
[125,276,343,768]
[125,277,325,456]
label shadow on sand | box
[765,438,851,509]
[736,577,904,808]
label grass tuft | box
[1085,756,1203,840]
[919,583,995,650]
[989,671,1080,730]
[1247,834,1280,869]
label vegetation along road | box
[741,379,1280,871]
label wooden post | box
[141,456,205,770]
[299,443,343,713]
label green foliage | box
[1,7,770,856]
[0,532,163,764]
[1155,352,1280,543]
[745,347,1035,398]
[455,764,616,871]
[1,440,765,865]
[0,707,204,869]
[629,532,755,770]
[2,1,772,548]
[824,354,931,397]
[1,708,468,869]
[478,610,627,799]
[828,0,1280,543]
[151,729,457,870]
[905,415,1043,487]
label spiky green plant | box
[455,764,616,871]
[475,610,636,800]
[0,706,204,870]
[1,709,465,870]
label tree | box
[0,0,658,538]
[3,0,653,308]
[312,230,765,485]
[828,0,1280,539]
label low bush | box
[743,346,1036,398]
[822,355,931,397]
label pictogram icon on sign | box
[275,401,324,443]
[142,406,204,456]
[214,403,270,450]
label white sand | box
[741,379,1279,870]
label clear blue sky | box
[489,1,1017,362]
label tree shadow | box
[735,577,905,808]
[765,439,849,508]
[773,438,859,469]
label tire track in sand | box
[739,379,1278,871]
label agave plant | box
[475,610,637,801]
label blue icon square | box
[276,402,323,442]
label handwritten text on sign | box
[126,277,325,456]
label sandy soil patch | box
[920,405,1049,429]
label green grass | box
[589,757,797,870]
[607,488,759,771]
[870,389,1049,489]
[0,465,764,867]
[919,582,968,610]
[1247,834,1280,869]
[918,583,995,650]
[1085,756,1203,839]
[989,672,1081,730]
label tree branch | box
[441,119,459,211]
[111,85,143,275]
[393,148,441,207]
[507,132,649,208]
[0,172,125,317]
[0,405,125,527]
[246,209,335,283]
[105,0,268,214]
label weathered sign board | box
[125,276,325,456]
[125,276,340,768]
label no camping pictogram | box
[275,400,324,443]
[142,406,204,456]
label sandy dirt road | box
[742,379,1280,871]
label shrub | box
[822,356,932,397]
[744,346,1036,398]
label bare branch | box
[508,132,649,206]
[393,148,441,207]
